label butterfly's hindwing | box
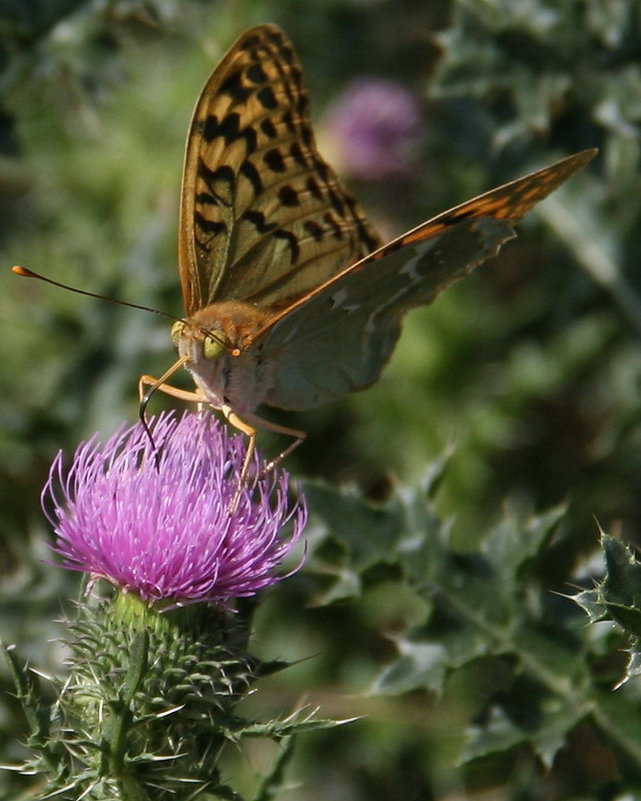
[262,216,514,409]
[247,150,596,410]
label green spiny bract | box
[33,593,263,800]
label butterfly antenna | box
[138,357,189,469]
[11,265,180,322]
[13,265,185,468]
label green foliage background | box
[1,0,641,798]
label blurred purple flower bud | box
[42,411,306,603]
[322,77,424,181]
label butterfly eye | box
[203,331,228,360]
[171,320,185,345]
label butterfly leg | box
[138,356,201,407]
[220,406,306,511]
[221,404,299,512]
[237,409,307,475]
[138,377,207,403]
[221,403,258,491]
[138,374,305,509]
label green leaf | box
[601,535,641,637]
[372,636,447,695]
[572,587,607,623]
[461,696,586,768]
[462,705,528,764]
[303,481,408,571]
[573,534,641,687]
[481,505,565,580]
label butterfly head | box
[171,319,234,361]
[171,301,270,363]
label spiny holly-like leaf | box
[1,641,69,779]
[461,696,586,768]
[305,471,603,768]
[481,505,566,579]
[302,468,450,605]
[572,533,641,687]
[306,476,641,766]
[235,712,355,740]
[601,534,641,637]
[572,587,607,624]
[462,705,528,764]
[372,636,447,695]
[621,648,641,687]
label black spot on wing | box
[343,194,380,252]
[197,160,235,206]
[264,148,286,172]
[296,87,309,115]
[279,185,300,207]
[195,192,218,206]
[281,108,296,135]
[257,85,278,110]
[246,63,268,84]
[243,209,278,234]
[219,69,253,104]
[313,157,330,183]
[274,228,300,263]
[327,188,345,216]
[261,119,278,139]
[202,112,257,152]
[323,212,343,239]
[240,160,263,195]
[195,212,227,237]
[300,124,314,148]
[306,176,322,200]
[290,142,308,168]
[304,220,324,242]
[357,219,381,253]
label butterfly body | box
[141,23,596,449]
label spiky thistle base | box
[4,589,336,801]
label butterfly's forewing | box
[179,24,381,317]
[258,149,597,409]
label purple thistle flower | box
[42,411,307,603]
[322,77,424,181]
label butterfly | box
[139,23,596,468]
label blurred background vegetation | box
[1,0,641,799]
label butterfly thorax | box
[174,301,273,413]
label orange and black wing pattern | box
[178,24,381,317]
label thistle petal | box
[42,411,306,603]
